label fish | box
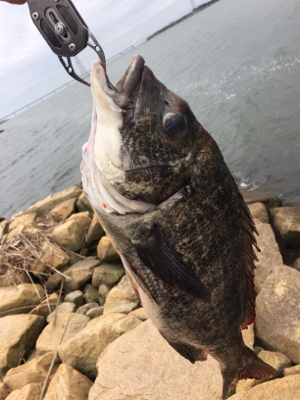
[81,55,277,398]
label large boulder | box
[0,284,44,317]
[50,220,84,252]
[5,382,43,400]
[49,198,77,221]
[63,257,101,293]
[0,314,44,379]
[103,287,139,315]
[58,313,141,379]
[270,207,300,248]
[43,364,93,400]
[256,265,300,364]
[248,202,269,223]
[89,319,222,400]
[254,220,283,291]
[35,313,88,355]
[67,211,91,230]
[8,213,37,232]
[24,185,82,215]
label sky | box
[0,0,207,119]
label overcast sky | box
[0,0,207,119]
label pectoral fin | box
[133,227,211,303]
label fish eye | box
[162,112,185,137]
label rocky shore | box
[0,184,299,400]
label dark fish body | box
[81,56,277,398]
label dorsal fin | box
[238,190,260,329]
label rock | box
[31,240,70,274]
[116,275,134,293]
[292,258,300,271]
[241,324,254,349]
[5,382,43,400]
[77,302,99,315]
[240,190,280,209]
[0,382,8,400]
[3,351,59,392]
[85,214,105,247]
[0,283,44,317]
[270,207,300,248]
[89,319,222,400]
[43,363,93,400]
[29,293,58,319]
[259,350,291,371]
[64,291,84,309]
[256,264,300,364]
[46,303,76,323]
[77,192,93,215]
[98,284,110,305]
[67,249,89,266]
[284,364,300,376]
[248,202,269,223]
[8,213,37,232]
[254,220,283,291]
[7,220,40,241]
[86,307,104,319]
[0,314,44,379]
[35,313,88,355]
[128,307,148,321]
[97,237,119,262]
[0,219,8,242]
[49,198,77,221]
[25,185,82,216]
[0,269,30,287]
[230,374,300,400]
[63,257,101,293]
[67,211,91,230]
[92,262,124,288]
[104,287,139,315]
[50,220,84,252]
[83,284,99,303]
[58,313,140,379]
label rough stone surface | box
[104,287,139,315]
[86,307,104,319]
[0,270,30,287]
[284,364,300,376]
[92,263,124,287]
[67,211,91,230]
[58,313,140,379]
[97,236,120,262]
[3,351,59,392]
[231,374,300,399]
[25,184,82,216]
[0,314,45,379]
[43,363,93,400]
[31,240,70,274]
[8,213,37,232]
[29,293,58,319]
[50,220,84,252]
[77,192,93,215]
[63,257,100,293]
[270,207,300,248]
[83,284,99,303]
[254,220,283,291]
[64,290,84,308]
[128,307,148,321]
[85,213,104,247]
[292,257,300,271]
[0,283,44,317]
[240,190,280,208]
[256,264,300,363]
[35,313,88,355]
[46,302,76,323]
[259,350,291,371]
[0,382,8,400]
[116,275,134,293]
[77,302,99,315]
[49,198,76,221]
[5,382,43,400]
[248,202,269,223]
[89,319,222,400]
[98,284,110,305]
[242,324,254,349]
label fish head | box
[82,55,209,215]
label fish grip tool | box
[27,0,116,90]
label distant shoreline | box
[147,0,220,41]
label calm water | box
[0,0,299,218]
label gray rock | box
[77,302,99,315]
[46,302,76,323]
[248,202,269,223]
[92,263,124,287]
[63,257,101,293]
[270,207,300,248]
[25,184,82,216]
[256,264,300,364]
[50,220,84,252]
[240,190,280,209]
[86,307,104,319]
[64,290,84,308]
[0,315,45,379]
[104,287,139,315]
[83,284,99,304]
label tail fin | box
[221,347,278,399]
